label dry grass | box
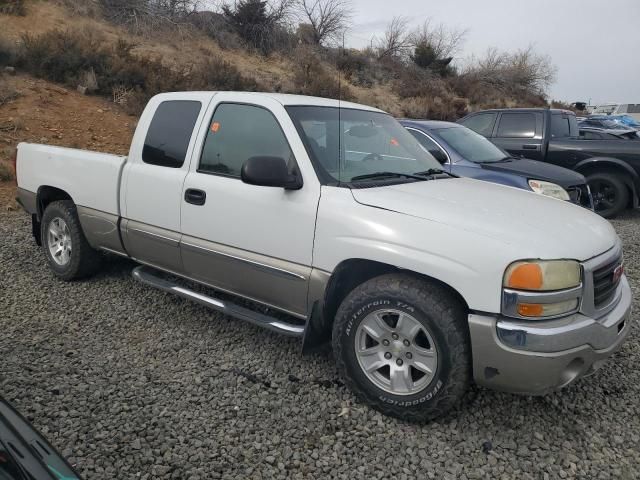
[0,160,14,181]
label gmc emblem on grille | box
[613,264,624,283]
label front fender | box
[575,157,640,184]
[312,188,521,314]
[575,157,639,206]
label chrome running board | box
[132,265,305,337]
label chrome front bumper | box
[469,275,632,395]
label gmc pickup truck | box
[16,92,633,421]
[459,108,640,218]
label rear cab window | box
[142,100,202,168]
[550,113,578,138]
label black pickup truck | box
[459,108,640,218]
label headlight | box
[504,260,581,291]
[528,179,570,201]
[502,260,582,319]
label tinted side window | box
[143,101,202,168]
[496,113,536,138]
[199,103,294,177]
[460,113,497,137]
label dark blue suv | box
[401,120,593,209]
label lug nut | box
[382,339,390,346]
[406,352,413,359]
[384,352,392,360]
[396,359,403,366]
[392,333,399,340]
[403,339,410,346]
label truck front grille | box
[592,256,622,308]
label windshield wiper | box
[351,171,430,182]
[413,169,459,178]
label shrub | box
[20,30,111,85]
[56,0,102,17]
[11,28,264,115]
[0,82,21,106]
[188,11,243,50]
[222,0,294,55]
[335,49,373,87]
[0,0,26,15]
[392,64,450,100]
[0,37,18,66]
[191,57,259,91]
[291,46,352,100]
[0,161,14,182]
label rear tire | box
[41,200,101,281]
[587,172,629,219]
[332,273,471,422]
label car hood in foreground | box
[478,158,586,187]
[351,178,617,260]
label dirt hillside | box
[0,72,134,192]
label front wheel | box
[587,172,629,219]
[332,273,471,422]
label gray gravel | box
[1,204,640,480]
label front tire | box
[41,200,101,281]
[332,273,471,422]
[587,172,629,219]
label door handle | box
[522,144,539,150]
[184,188,206,206]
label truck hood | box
[478,158,586,187]
[351,178,617,260]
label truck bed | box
[16,143,127,215]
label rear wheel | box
[332,273,471,422]
[41,200,101,281]
[587,172,629,219]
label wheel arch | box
[302,258,470,353]
[36,186,74,220]
[575,158,639,207]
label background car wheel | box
[587,172,629,219]
[41,200,101,281]
[332,273,471,422]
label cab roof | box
[155,91,385,113]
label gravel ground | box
[1,198,639,480]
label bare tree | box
[461,45,557,96]
[409,19,467,60]
[375,16,411,60]
[296,0,352,46]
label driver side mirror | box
[241,156,302,190]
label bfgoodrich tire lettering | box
[332,273,471,421]
[41,200,101,281]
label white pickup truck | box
[16,92,632,420]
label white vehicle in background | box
[591,103,619,116]
[15,92,633,421]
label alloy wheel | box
[355,309,438,396]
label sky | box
[344,0,640,104]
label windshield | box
[435,126,508,163]
[286,106,442,184]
